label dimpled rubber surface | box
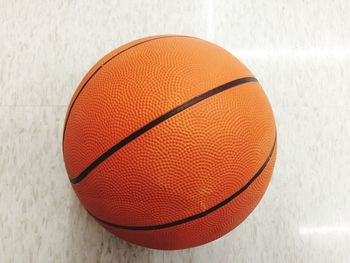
[101,146,276,250]
[63,36,253,178]
[63,36,277,250]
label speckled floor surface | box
[1,1,350,262]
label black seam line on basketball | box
[69,77,258,184]
[62,66,101,147]
[88,133,276,231]
[62,35,198,150]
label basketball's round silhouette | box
[63,35,277,250]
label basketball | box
[63,35,277,250]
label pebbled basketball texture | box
[63,35,277,250]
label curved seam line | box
[69,77,258,184]
[89,133,277,230]
[62,35,197,149]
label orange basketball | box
[63,35,277,250]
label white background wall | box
[1,0,350,262]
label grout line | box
[0,105,68,107]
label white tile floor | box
[1,0,350,262]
